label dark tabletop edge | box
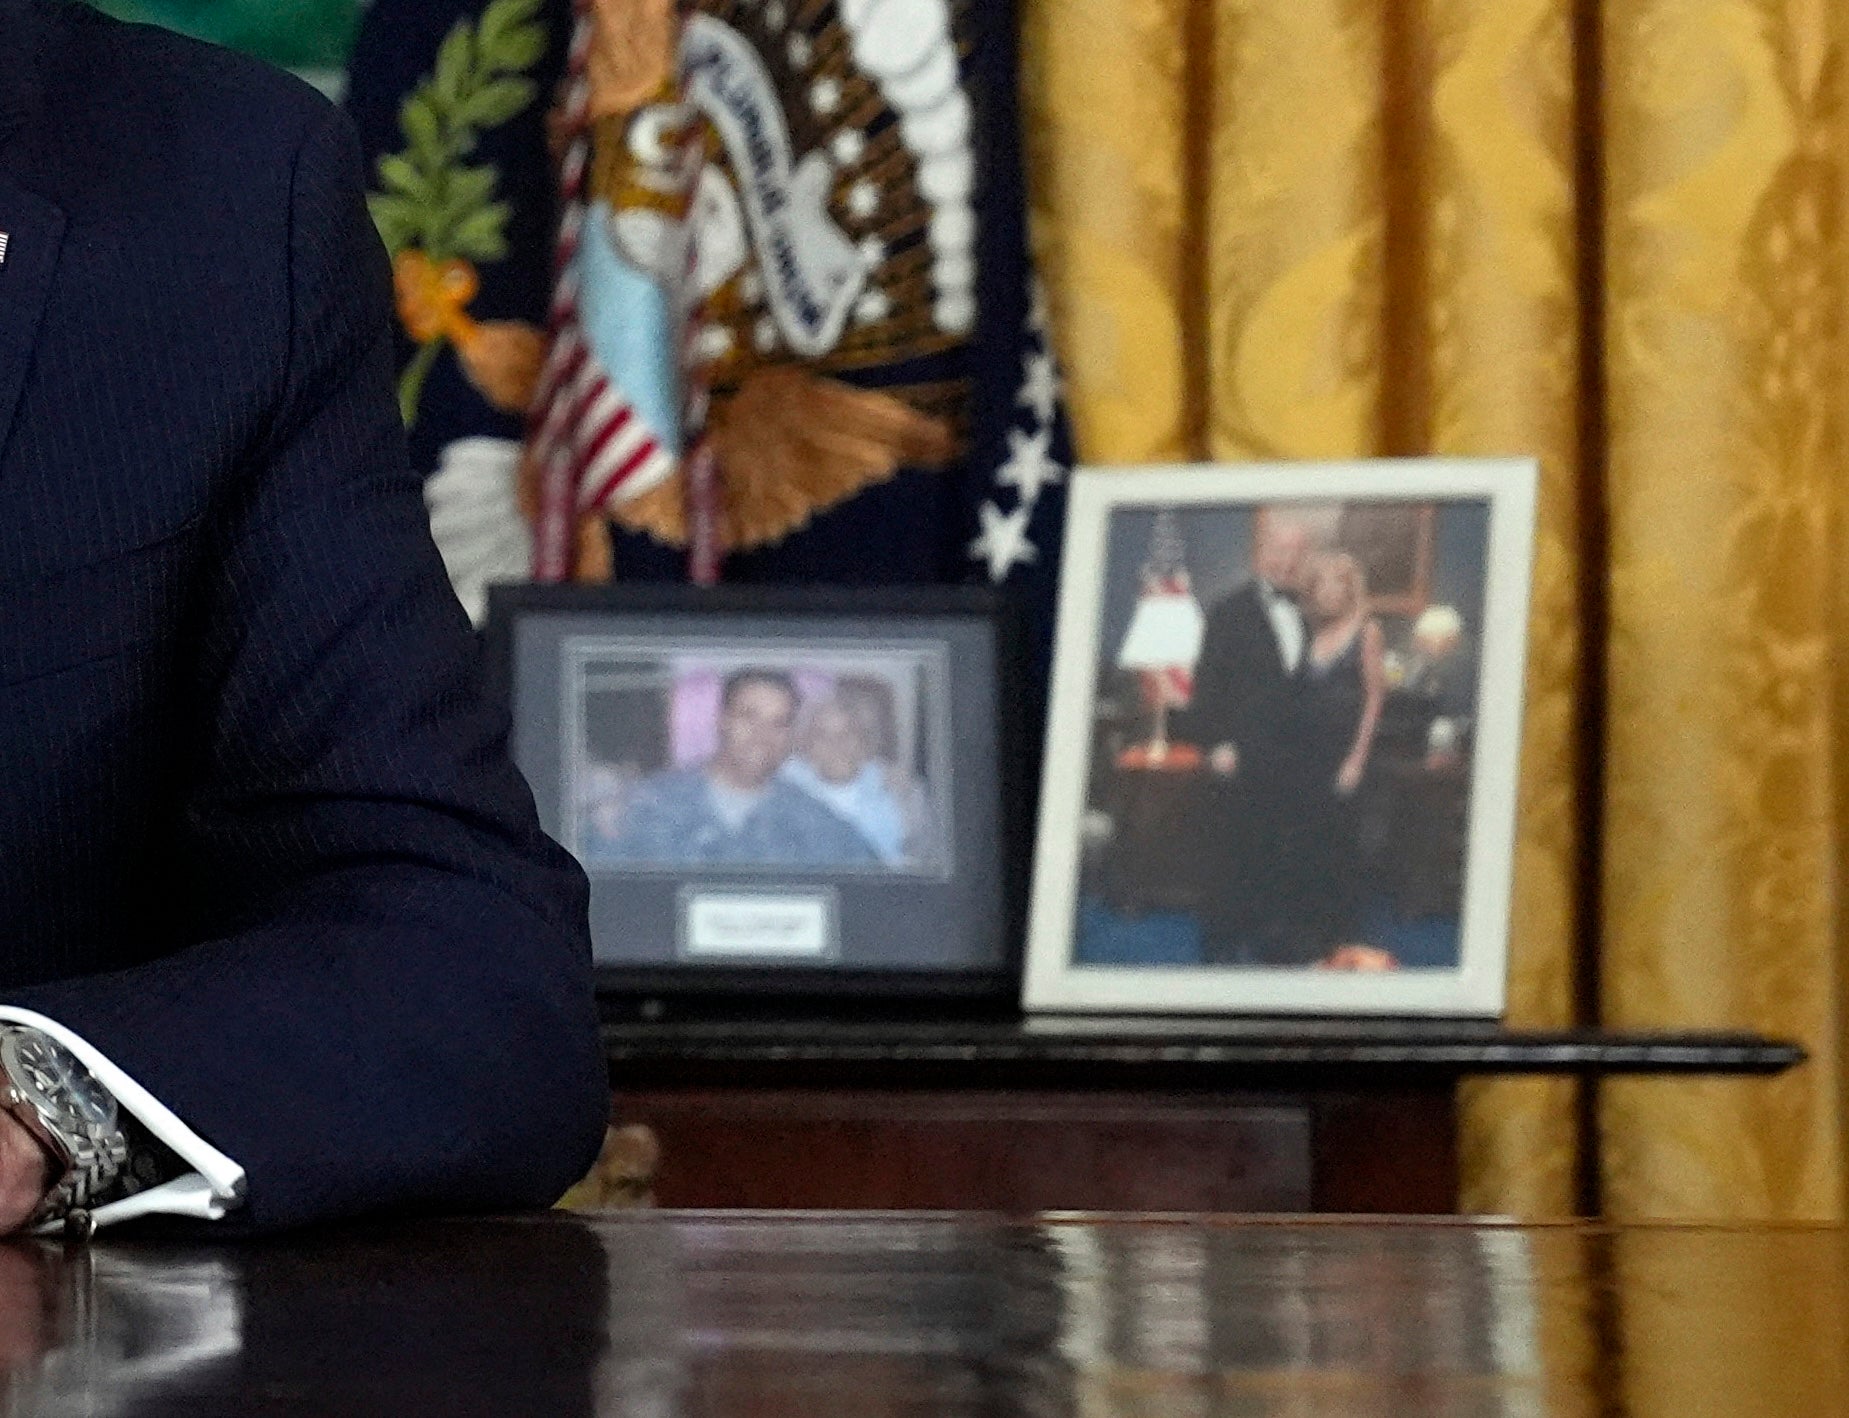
[601,1022,1806,1075]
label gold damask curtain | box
[1023,0,1846,1219]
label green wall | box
[89,0,362,76]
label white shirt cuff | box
[0,1007,247,1230]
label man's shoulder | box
[766,779,874,846]
[766,775,829,812]
[27,1,330,127]
[632,767,706,807]
[18,1,337,217]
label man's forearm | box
[6,864,603,1232]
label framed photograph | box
[1024,458,1539,1017]
[488,585,1026,1004]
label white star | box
[765,0,786,30]
[854,289,892,324]
[787,32,812,67]
[996,426,1065,504]
[846,180,880,220]
[858,235,887,266]
[832,129,867,165]
[934,291,975,333]
[811,77,842,115]
[692,324,735,362]
[1016,348,1061,427]
[969,501,1038,583]
[1027,277,1050,336]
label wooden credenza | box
[604,1018,1800,1214]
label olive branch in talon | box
[367,0,549,427]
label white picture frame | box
[1023,458,1539,1017]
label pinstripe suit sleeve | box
[5,100,609,1230]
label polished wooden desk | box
[2,1213,1840,1415]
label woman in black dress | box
[1299,552,1387,959]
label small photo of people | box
[565,642,951,876]
[1077,497,1491,971]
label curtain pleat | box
[1205,0,1384,462]
[1020,0,1200,461]
[1598,0,1843,1220]
[1417,0,1586,1219]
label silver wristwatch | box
[0,1026,129,1235]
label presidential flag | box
[349,0,1071,695]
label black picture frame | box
[485,583,1031,1015]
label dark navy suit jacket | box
[0,1,608,1229]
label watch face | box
[3,1032,116,1135]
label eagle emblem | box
[528,0,974,572]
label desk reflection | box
[2,1247,239,1416]
[0,1216,1841,1415]
[0,1246,57,1376]
[595,1219,1529,1416]
[4,1218,609,1418]
[593,1217,1845,1417]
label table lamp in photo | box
[1115,510,1205,769]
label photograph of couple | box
[1075,498,1490,972]
[568,647,949,875]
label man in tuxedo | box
[1180,516,1317,964]
[0,1,607,1235]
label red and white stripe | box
[527,4,677,581]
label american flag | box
[527,5,683,583]
[1116,509,1204,713]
